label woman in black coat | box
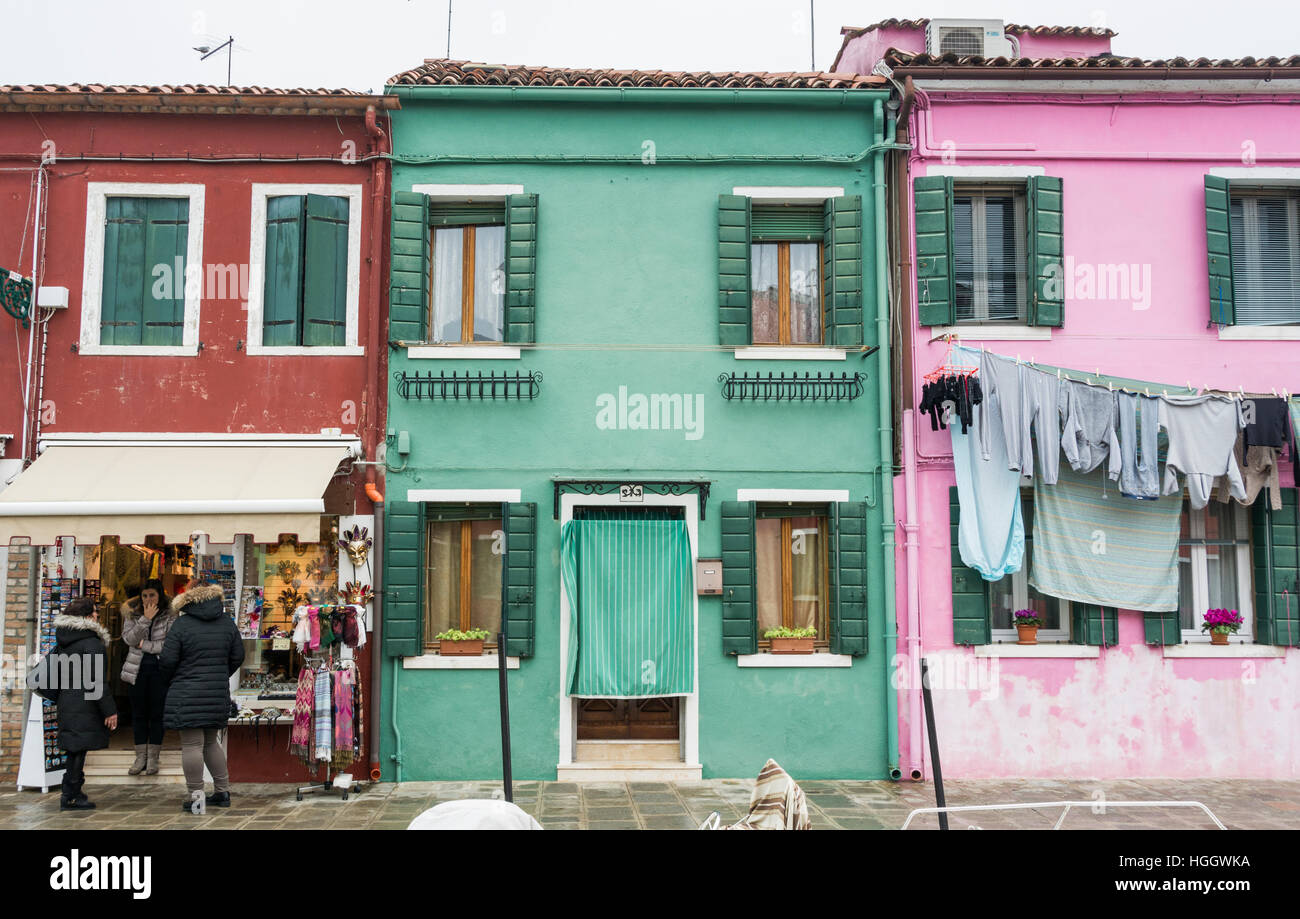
[159,582,244,811]
[29,597,118,811]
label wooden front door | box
[576,697,680,740]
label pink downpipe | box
[903,409,924,780]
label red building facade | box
[0,85,396,786]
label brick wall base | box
[1,545,34,784]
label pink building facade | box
[837,21,1300,779]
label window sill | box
[407,345,522,360]
[246,345,365,356]
[974,644,1100,658]
[402,653,520,670]
[928,325,1051,342]
[733,347,847,361]
[1161,644,1286,659]
[1217,326,1300,341]
[735,652,853,668]
[77,344,199,357]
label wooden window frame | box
[756,507,831,648]
[952,182,1029,326]
[423,515,504,651]
[429,222,505,345]
[750,240,824,346]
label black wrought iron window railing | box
[717,371,866,402]
[394,370,542,401]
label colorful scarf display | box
[332,667,355,768]
[289,665,315,757]
[307,606,321,650]
[313,669,332,761]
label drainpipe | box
[873,98,902,780]
[368,485,384,782]
[390,656,403,783]
[902,409,924,780]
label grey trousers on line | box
[179,728,230,794]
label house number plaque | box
[619,484,644,502]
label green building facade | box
[378,62,899,782]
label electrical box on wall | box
[696,559,722,595]
[37,286,69,309]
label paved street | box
[2,778,1298,830]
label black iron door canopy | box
[394,369,542,401]
[552,479,712,520]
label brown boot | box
[145,744,162,775]
[128,744,148,776]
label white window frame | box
[79,182,206,356]
[1210,169,1300,341]
[1179,502,1255,643]
[245,184,364,356]
[991,488,1070,643]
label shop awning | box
[0,443,351,545]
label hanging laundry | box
[920,374,983,433]
[1217,442,1283,511]
[1061,379,1120,477]
[1244,396,1290,448]
[1160,394,1245,510]
[1030,464,1183,612]
[952,399,1024,580]
[1112,391,1161,499]
[977,351,1063,484]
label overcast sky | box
[4,0,1296,92]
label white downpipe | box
[903,409,924,781]
[20,167,43,463]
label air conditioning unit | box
[926,19,1016,58]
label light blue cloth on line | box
[953,401,1025,581]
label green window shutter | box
[1143,610,1181,646]
[720,500,757,655]
[823,195,864,348]
[503,502,537,658]
[949,485,991,645]
[141,197,189,347]
[914,176,954,327]
[101,197,148,346]
[382,500,424,657]
[831,501,870,656]
[431,202,505,226]
[1252,490,1300,646]
[1071,604,1118,646]
[1028,175,1064,328]
[389,191,429,343]
[263,196,305,347]
[752,204,823,241]
[1205,175,1235,325]
[504,193,537,344]
[302,194,349,347]
[717,194,752,346]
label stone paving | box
[2,778,1298,830]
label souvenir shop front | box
[0,436,376,785]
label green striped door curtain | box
[562,515,695,698]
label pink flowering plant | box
[1012,608,1043,627]
[1201,608,1244,635]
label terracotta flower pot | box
[439,639,485,656]
[1210,631,1229,646]
[770,637,815,655]
[1015,623,1039,645]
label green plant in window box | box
[1201,608,1243,646]
[763,626,816,655]
[435,627,491,656]
[1012,609,1042,646]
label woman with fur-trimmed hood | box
[28,597,118,811]
[120,578,177,776]
[159,580,244,811]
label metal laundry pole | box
[497,626,513,802]
[920,658,949,830]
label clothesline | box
[945,340,1294,402]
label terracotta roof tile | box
[0,83,397,114]
[840,19,1116,38]
[389,59,885,89]
[882,49,1300,71]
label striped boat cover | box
[1029,463,1183,612]
[562,516,695,698]
[722,759,811,830]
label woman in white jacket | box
[120,579,177,775]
